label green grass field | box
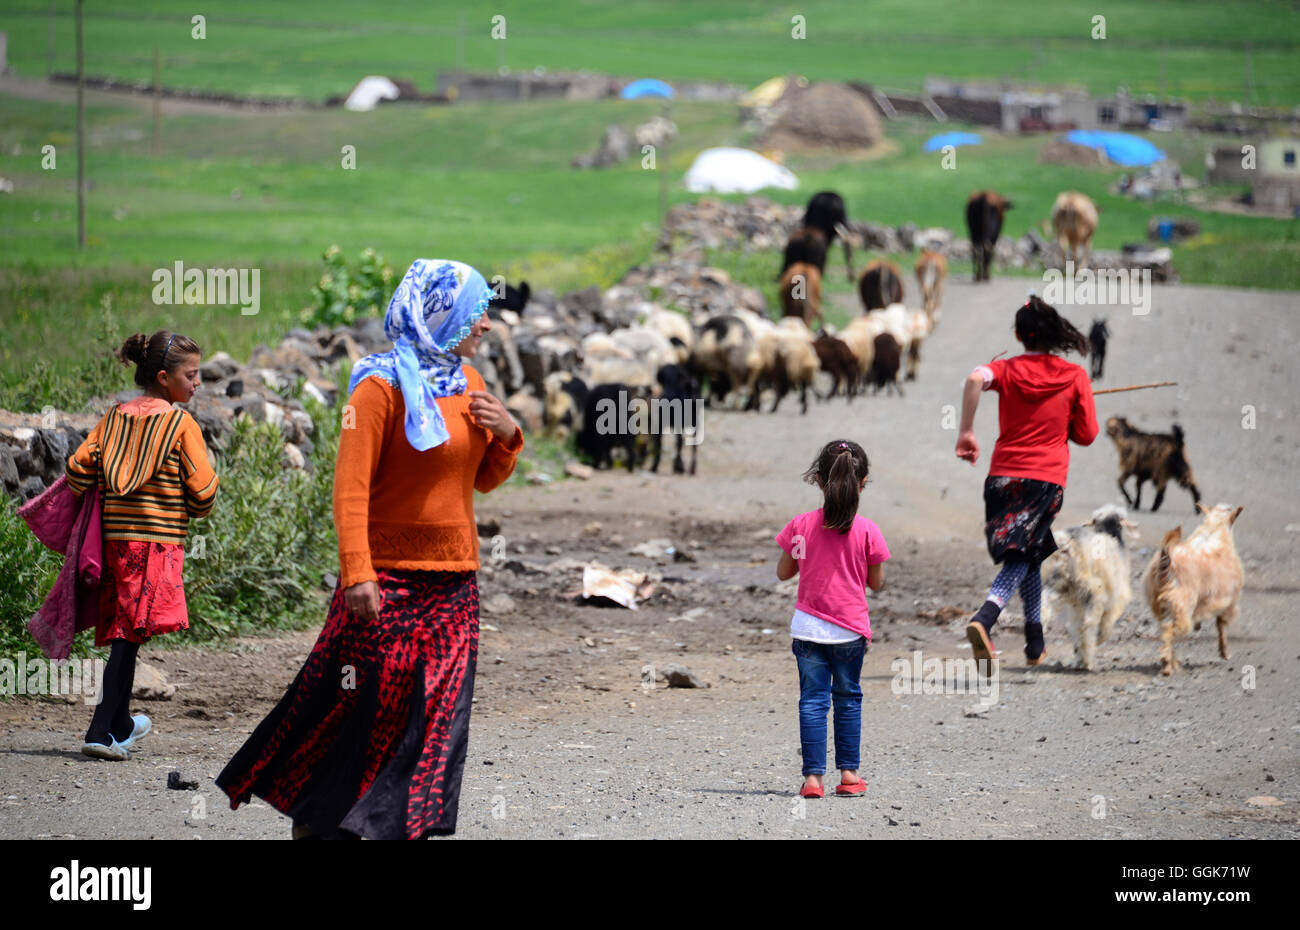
[2,1,1298,105]
[1,1,1298,408]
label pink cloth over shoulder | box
[118,396,174,415]
[20,474,103,660]
[776,508,890,641]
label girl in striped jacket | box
[66,331,219,760]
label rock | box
[200,351,241,382]
[659,663,708,689]
[629,538,673,559]
[225,378,244,399]
[132,661,176,700]
[565,462,594,480]
[634,116,678,149]
[581,521,602,536]
[504,391,543,433]
[1245,796,1284,807]
[481,593,517,615]
[477,518,501,538]
[167,771,199,790]
[572,124,631,169]
[282,443,306,469]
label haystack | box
[761,81,884,151]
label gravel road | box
[2,276,1296,839]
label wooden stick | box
[1093,381,1177,395]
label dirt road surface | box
[2,276,1297,839]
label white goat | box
[1041,504,1136,670]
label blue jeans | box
[792,637,866,775]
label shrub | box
[301,245,393,329]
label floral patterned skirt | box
[95,539,189,646]
[983,476,1065,565]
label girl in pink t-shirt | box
[776,440,890,799]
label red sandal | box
[835,780,867,797]
[800,782,825,799]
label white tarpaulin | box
[684,147,799,194]
[344,76,400,112]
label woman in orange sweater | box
[218,259,523,840]
[66,331,218,760]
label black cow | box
[965,191,1013,282]
[780,191,852,282]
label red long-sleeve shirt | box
[975,352,1098,487]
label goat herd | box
[525,190,1243,677]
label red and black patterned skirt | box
[216,569,479,839]
[983,476,1065,564]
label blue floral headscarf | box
[348,258,492,451]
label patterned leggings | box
[987,555,1042,625]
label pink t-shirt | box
[776,508,890,641]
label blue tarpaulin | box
[1065,130,1166,167]
[923,132,982,152]
[621,79,674,100]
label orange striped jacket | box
[66,404,219,544]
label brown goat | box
[1144,503,1244,675]
[858,260,904,311]
[914,250,947,323]
[1106,416,1202,512]
[813,332,861,403]
[779,261,824,329]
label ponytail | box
[802,439,870,533]
[116,330,201,388]
[1014,295,1090,356]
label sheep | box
[903,308,931,382]
[1105,416,1202,512]
[838,317,878,393]
[1088,319,1109,380]
[488,279,530,319]
[858,259,904,311]
[690,314,762,408]
[542,371,589,440]
[748,318,819,414]
[914,250,947,324]
[647,363,701,475]
[778,261,824,329]
[868,332,903,396]
[812,331,861,403]
[1041,504,1136,670]
[1142,503,1244,675]
[643,308,694,365]
[581,326,676,390]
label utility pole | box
[76,0,85,249]
[152,45,160,154]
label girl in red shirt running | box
[955,296,1098,665]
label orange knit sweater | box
[334,364,524,588]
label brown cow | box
[858,259,904,312]
[1051,191,1099,271]
[914,250,947,324]
[779,261,824,329]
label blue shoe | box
[82,738,130,761]
[118,715,152,751]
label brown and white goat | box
[1042,504,1136,670]
[1142,503,1244,676]
[1105,416,1202,512]
[914,250,947,325]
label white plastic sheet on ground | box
[684,147,799,194]
[344,76,400,112]
[581,564,654,609]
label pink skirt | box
[95,539,189,646]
